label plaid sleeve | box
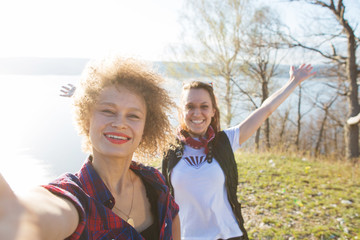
[42,178,86,240]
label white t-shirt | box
[171,126,242,240]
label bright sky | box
[0,0,184,61]
[1,0,358,61]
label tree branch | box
[230,77,259,108]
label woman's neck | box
[91,154,133,194]
[188,130,207,139]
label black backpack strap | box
[162,140,184,196]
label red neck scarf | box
[177,126,215,154]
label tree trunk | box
[262,75,270,150]
[295,86,302,151]
[265,118,270,150]
[279,108,290,142]
[345,30,359,159]
[225,75,232,128]
[255,128,260,151]
[315,114,328,156]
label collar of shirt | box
[77,156,115,209]
[77,156,169,210]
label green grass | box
[153,151,360,239]
[236,152,360,240]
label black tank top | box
[140,178,160,239]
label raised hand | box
[289,64,316,84]
[60,84,76,97]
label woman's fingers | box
[290,64,316,82]
[60,84,76,97]
[289,65,295,75]
[299,63,306,69]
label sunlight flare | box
[0,149,54,194]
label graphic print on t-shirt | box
[184,155,207,169]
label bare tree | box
[279,106,291,143]
[172,0,253,127]
[286,0,360,160]
[314,96,338,156]
[292,85,317,151]
[235,6,285,150]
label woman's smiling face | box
[181,88,215,138]
[89,85,146,160]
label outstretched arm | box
[60,84,76,97]
[0,174,79,240]
[238,64,316,145]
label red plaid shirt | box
[43,157,179,240]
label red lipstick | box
[104,132,131,144]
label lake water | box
[0,75,87,191]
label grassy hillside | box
[236,152,359,239]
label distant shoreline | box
[0,57,329,79]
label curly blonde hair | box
[73,57,175,159]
